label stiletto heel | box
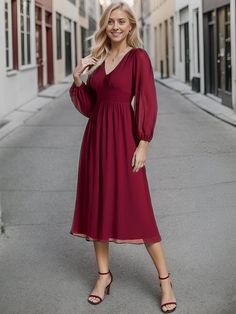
[87,270,113,305]
[106,283,111,295]
[159,273,177,313]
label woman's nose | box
[113,22,119,29]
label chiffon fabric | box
[69,48,161,244]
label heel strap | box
[98,270,110,275]
[159,272,170,280]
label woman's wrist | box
[139,140,149,147]
[74,77,82,87]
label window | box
[196,9,200,73]
[170,16,175,74]
[5,0,13,70]
[81,26,87,57]
[179,25,182,62]
[56,12,62,59]
[79,0,86,17]
[20,0,32,66]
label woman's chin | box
[109,36,127,44]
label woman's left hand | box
[131,141,149,172]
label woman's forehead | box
[109,9,128,19]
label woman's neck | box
[110,41,129,54]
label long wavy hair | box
[87,1,142,74]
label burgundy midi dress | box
[69,48,161,244]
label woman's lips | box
[111,32,122,36]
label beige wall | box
[133,0,175,76]
[151,0,175,75]
[52,0,79,83]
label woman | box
[69,2,177,313]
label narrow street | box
[0,82,236,314]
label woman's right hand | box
[73,54,98,86]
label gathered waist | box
[96,100,131,106]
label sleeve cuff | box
[138,135,153,142]
[69,81,85,95]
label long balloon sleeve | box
[69,75,96,118]
[133,49,158,142]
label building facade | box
[133,0,176,78]
[175,0,204,93]
[35,0,53,90]
[0,0,102,119]
[78,0,102,59]
[136,0,236,113]
[203,0,232,108]
[53,0,79,83]
[0,0,38,118]
[151,0,175,77]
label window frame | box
[19,0,33,68]
[5,0,13,71]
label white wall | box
[0,0,37,119]
[175,0,204,92]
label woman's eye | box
[108,20,113,25]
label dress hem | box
[70,230,161,245]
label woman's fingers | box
[132,158,146,172]
[73,55,98,76]
[131,154,136,168]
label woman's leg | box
[88,241,112,303]
[145,241,177,312]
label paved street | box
[0,82,236,314]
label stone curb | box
[0,80,72,142]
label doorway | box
[65,31,72,76]
[45,11,53,84]
[204,6,232,108]
[217,5,232,106]
[209,23,216,93]
[165,20,169,77]
[35,6,43,90]
[184,22,190,83]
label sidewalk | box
[154,72,236,127]
[0,76,73,142]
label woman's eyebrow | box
[108,17,127,21]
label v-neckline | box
[104,48,135,76]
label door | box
[209,23,216,93]
[184,22,190,83]
[217,5,232,108]
[65,31,72,76]
[165,20,169,77]
[217,7,225,97]
[225,5,231,94]
[35,6,43,90]
[45,11,53,84]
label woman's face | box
[106,9,132,44]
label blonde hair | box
[87,1,142,73]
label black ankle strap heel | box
[87,270,113,305]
